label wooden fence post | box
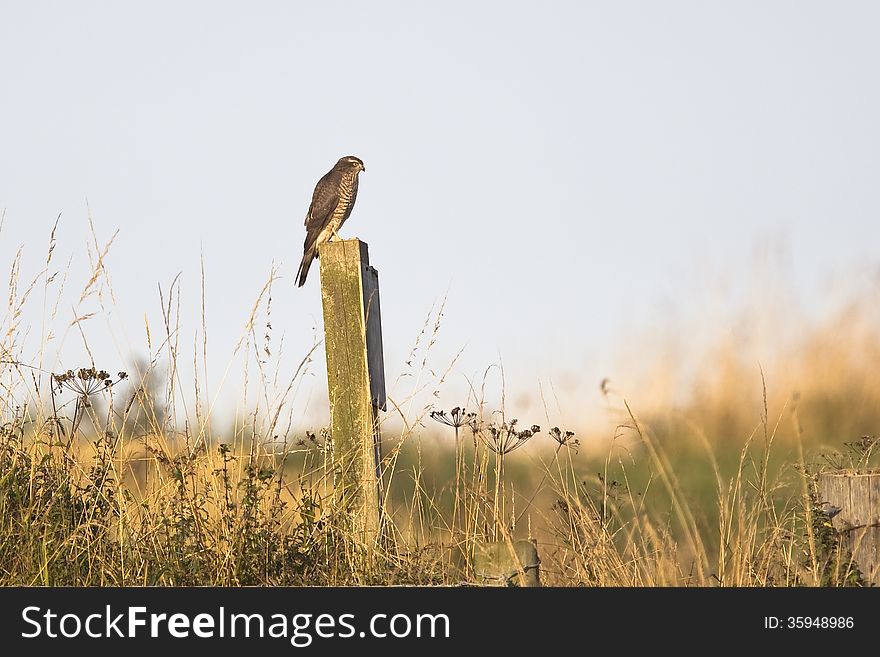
[818,471,880,585]
[473,539,541,586]
[318,238,386,546]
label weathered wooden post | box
[473,539,541,587]
[818,471,880,585]
[318,238,386,545]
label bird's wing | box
[304,168,342,232]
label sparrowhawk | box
[296,155,366,287]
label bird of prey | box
[296,155,366,287]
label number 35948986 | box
[764,617,854,629]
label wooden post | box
[473,539,541,586]
[818,471,880,585]
[318,239,386,545]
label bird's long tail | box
[296,248,316,287]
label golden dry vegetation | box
[1,221,877,586]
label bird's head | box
[338,155,365,173]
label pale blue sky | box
[2,2,879,434]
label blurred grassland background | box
[1,220,878,586]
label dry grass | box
[0,220,876,586]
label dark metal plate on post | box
[361,263,386,412]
